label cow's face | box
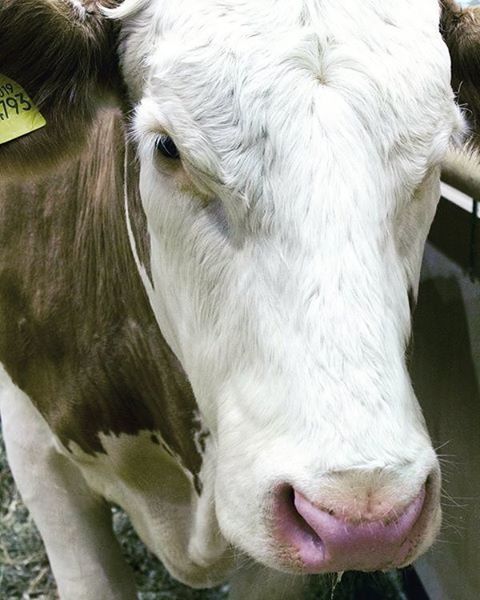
[112,0,462,573]
[2,0,477,580]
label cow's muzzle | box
[272,474,438,573]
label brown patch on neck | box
[0,108,204,488]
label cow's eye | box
[155,135,180,160]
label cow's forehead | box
[119,0,445,95]
[118,0,441,42]
[120,0,458,192]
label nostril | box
[274,485,325,555]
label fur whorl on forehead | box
[0,0,122,176]
[441,0,480,149]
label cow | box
[0,0,479,598]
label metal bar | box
[470,197,479,280]
[441,151,480,201]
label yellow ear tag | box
[0,74,46,145]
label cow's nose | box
[273,484,426,573]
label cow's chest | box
[61,425,230,585]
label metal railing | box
[441,150,480,279]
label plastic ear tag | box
[0,74,46,144]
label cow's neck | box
[0,108,205,489]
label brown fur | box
[0,0,199,483]
[0,0,121,175]
[441,0,480,149]
[0,107,204,489]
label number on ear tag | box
[0,74,46,145]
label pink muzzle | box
[273,485,426,572]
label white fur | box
[3,0,466,593]
[106,0,463,573]
[70,0,87,18]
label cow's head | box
[1,0,479,578]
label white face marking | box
[113,0,463,569]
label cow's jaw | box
[113,0,462,575]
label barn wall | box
[412,238,480,600]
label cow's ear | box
[0,0,122,177]
[441,0,480,148]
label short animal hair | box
[0,0,120,176]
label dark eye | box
[155,135,180,160]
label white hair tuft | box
[101,0,149,20]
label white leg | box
[0,368,137,600]
[229,560,307,600]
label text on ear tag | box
[0,74,46,145]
